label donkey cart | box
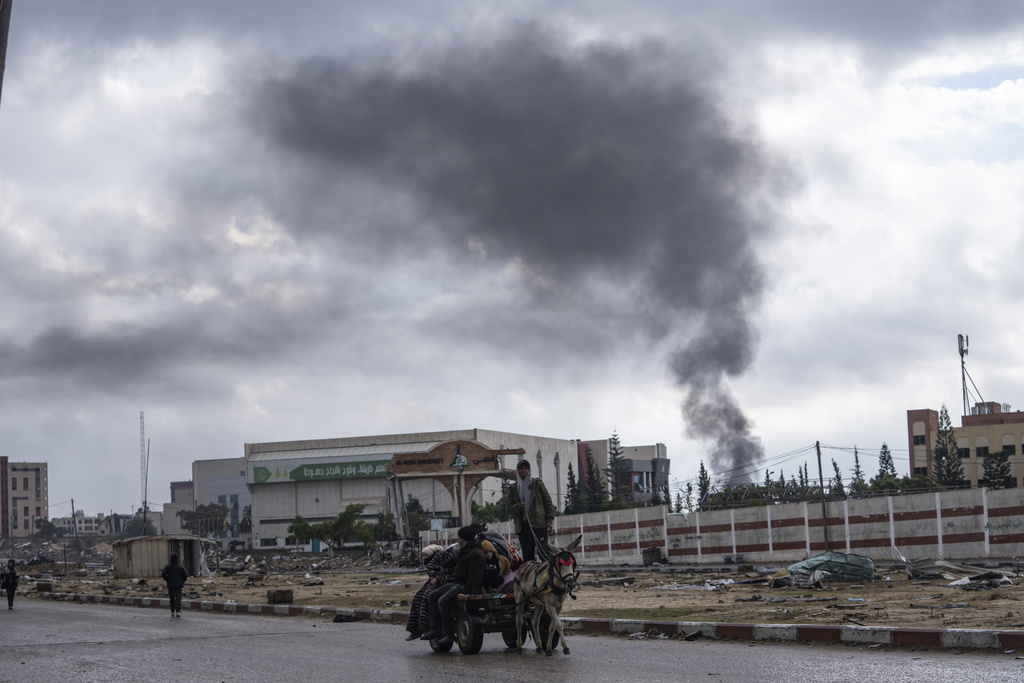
[427,592,559,655]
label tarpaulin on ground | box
[784,551,876,582]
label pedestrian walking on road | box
[161,554,189,618]
[1,559,18,609]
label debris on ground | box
[768,569,826,589]
[648,579,735,591]
[587,576,636,587]
[735,595,837,604]
[628,629,670,639]
[897,550,1018,582]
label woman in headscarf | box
[507,458,555,562]
[405,543,457,640]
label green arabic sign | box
[252,460,390,484]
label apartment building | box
[907,401,1024,488]
[1,457,49,538]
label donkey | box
[514,535,582,655]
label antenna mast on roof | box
[959,334,969,416]
[958,334,986,416]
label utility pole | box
[816,442,831,551]
[0,0,12,107]
[70,499,78,542]
[140,412,150,534]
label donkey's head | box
[543,535,582,595]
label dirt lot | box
[16,554,1024,631]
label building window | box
[958,448,971,459]
[23,477,28,490]
[260,538,276,547]
[1004,444,1017,455]
[913,435,926,445]
[913,466,928,476]
[976,447,989,459]
[35,507,40,517]
[11,478,16,490]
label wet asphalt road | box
[4,600,1024,682]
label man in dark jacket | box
[420,526,485,646]
[161,554,189,619]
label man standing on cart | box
[507,458,556,562]
[420,526,485,647]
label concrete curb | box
[32,591,1024,650]
[33,591,408,624]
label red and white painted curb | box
[33,591,1024,650]
[559,617,1024,650]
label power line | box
[672,441,918,491]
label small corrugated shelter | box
[112,534,216,579]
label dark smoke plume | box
[672,314,764,481]
[247,24,782,479]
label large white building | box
[245,429,577,548]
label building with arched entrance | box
[244,429,577,548]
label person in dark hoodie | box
[161,554,189,619]
[420,526,485,646]
[1,559,18,609]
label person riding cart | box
[420,526,486,647]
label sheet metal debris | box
[895,549,1017,582]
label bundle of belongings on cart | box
[768,551,878,588]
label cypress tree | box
[878,442,896,477]
[697,461,711,510]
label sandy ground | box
[15,556,1024,631]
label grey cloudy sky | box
[2,2,1024,515]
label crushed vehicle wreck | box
[768,551,876,587]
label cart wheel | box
[429,635,454,653]
[456,613,484,655]
[536,614,560,649]
[501,624,528,649]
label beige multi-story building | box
[1,457,49,538]
[907,402,1024,488]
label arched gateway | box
[386,440,524,531]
